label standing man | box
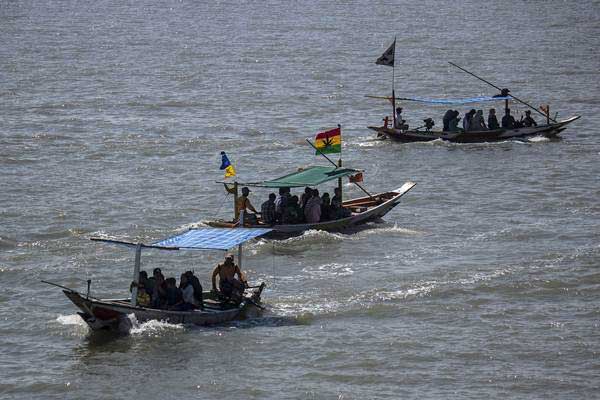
[237,186,257,225]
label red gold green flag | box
[314,127,341,155]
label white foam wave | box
[56,314,87,326]
[528,135,550,143]
[128,316,184,335]
[302,263,354,278]
[355,223,423,238]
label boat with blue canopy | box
[45,228,272,332]
[367,93,580,143]
[369,41,580,143]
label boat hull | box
[64,288,264,331]
[205,182,416,236]
[368,116,580,143]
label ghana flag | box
[314,127,341,154]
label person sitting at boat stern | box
[487,108,499,130]
[260,193,277,225]
[522,110,538,127]
[237,187,257,225]
[133,281,151,307]
[212,254,247,302]
[394,107,408,130]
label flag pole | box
[305,137,373,199]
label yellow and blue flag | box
[220,151,236,178]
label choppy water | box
[1,1,600,399]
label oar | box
[448,61,556,123]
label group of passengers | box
[395,106,538,132]
[131,268,204,310]
[130,254,248,309]
[237,185,350,226]
[446,108,537,132]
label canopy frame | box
[90,228,272,306]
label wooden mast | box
[337,124,342,199]
[391,37,396,128]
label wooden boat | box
[370,42,581,143]
[205,166,416,236]
[368,115,581,143]
[45,228,272,332]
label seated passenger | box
[260,193,277,225]
[185,271,203,309]
[136,282,151,307]
[300,187,312,209]
[442,109,454,132]
[471,110,487,131]
[211,254,247,302]
[463,109,476,131]
[283,195,302,224]
[320,192,332,221]
[130,270,152,296]
[178,273,196,311]
[501,108,516,129]
[487,108,499,130]
[151,268,167,308]
[274,187,290,222]
[165,277,183,310]
[304,189,322,223]
[448,111,461,132]
[522,110,537,127]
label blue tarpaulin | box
[152,228,272,250]
[397,96,510,105]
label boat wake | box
[128,316,184,335]
[251,224,420,255]
[251,229,347,255]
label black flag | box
[375,39,395,67]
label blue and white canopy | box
[152,228,272,250]
[91,228,272,251]
[397,96,510,105]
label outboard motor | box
[423,118,435,132]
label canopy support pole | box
[447,61,556,123]
[238,243,243,271]
[131,243,142,307]
[233,181,239,220]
